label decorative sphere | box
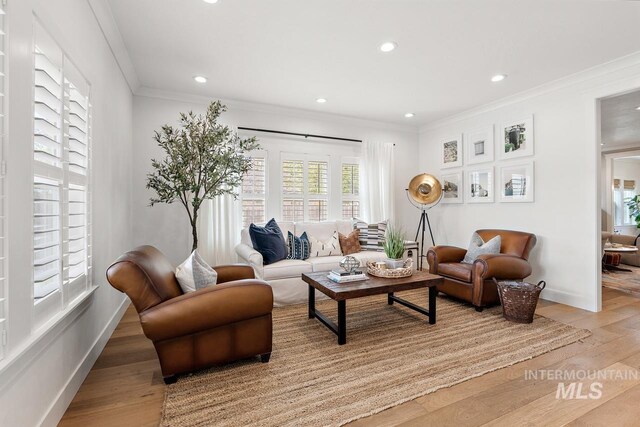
[340,256,360,273]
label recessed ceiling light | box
[203,0,219,3]
[194,75,207,83]
[636,106,640,111]
[316,98,327,104]
[404,113,415,118]
[491,74,507,82]
[379,42,397,53]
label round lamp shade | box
[408,173,443,205]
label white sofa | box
[235,220,416,306]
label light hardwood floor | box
[60,287,640,427]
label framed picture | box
[441,172,463,204]
[440,134,463,169]
[500,116,534,160]
[465,126,494,165]
[466,167,494,203]
[499,161,534,203]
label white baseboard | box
[541,288,597,312]
[39,295,130,427]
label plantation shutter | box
[0,3,7,359]
[308,160,328,221]
[241,157,266,227]
[341,163,360,219]
[33,21,92,304]
[282,160,304,221]
[33,23,64,300]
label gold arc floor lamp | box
[406,173,443,270]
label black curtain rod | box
[237,127,362,143]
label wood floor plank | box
[565,383,640,427]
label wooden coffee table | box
[301,271,443,345]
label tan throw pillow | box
[308,231,342,257]
[339,229,361,255]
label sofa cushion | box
[339,229,361,255]
[307,255,345,272]
[307,231,342,257]
[462,233,501,264]
[286,231,311,260]
[354,218,387,251]
[249,219,288,265]
[263,259,313,280]
[438,262,473,282]
[295,221,338,242]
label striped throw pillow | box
[354,219,388,252]
[286,231,311,260]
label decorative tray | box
[366,259,413,278]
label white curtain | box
[361,141,395,223]
[197,195,243,266]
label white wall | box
[132,92,420,265]
[419,53,640,312]
[613,158,640,235]
[0,1,133,426]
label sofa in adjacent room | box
[235,220,417,306]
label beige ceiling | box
[106,0,640,125]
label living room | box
[2,1,640,426]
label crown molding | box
[87,0,140,93]
[420,50,640,133]
[134,86,420,134]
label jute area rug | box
[161,289,590,427]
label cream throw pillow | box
[175,250,218,293]
[308,231,343,257]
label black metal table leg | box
[388,292,394,305]
[308,284,315,319]
[428,286,437,324]
[338,300,346,345]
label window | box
[33,22,92,305]
[341,162,360,219]
[281,156,329,222]
[0,2,6,360]
[614,188,637,226]
[241,157,266,227]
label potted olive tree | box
[383,226,406,269]
[146,101,259,251]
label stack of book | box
[327,269,367,283]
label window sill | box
[0,286,98,388]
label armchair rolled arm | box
[428,246,467,263]
[235,243,264,279]
[214,264,255,283]
[140,279,273,342]
[473,253,532,280]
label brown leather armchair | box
[427,229,537,311]
[106,245,273,384]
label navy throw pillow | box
[287,231,311,260]
[249,218,287,265]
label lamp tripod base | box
[414,210,435,271]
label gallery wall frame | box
[465,126,494,165]
[440,134,463,169]
[500,115,534,160]
[441,172,463,204]
[466,167,494,203]
[499,161,535,203]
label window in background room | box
[341,162,360,219]
[32,21,92,310]
[614,179,637,227]
[281,155,330,222]
[241,157,267,227]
